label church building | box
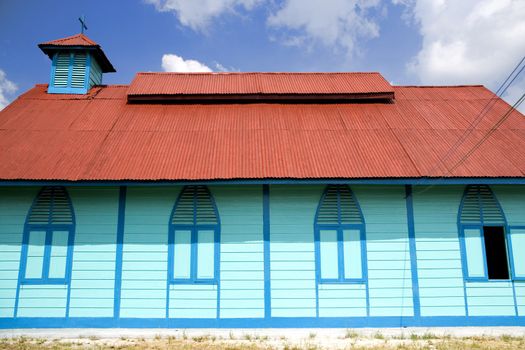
[0,33,524,328]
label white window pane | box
[343,229,362,279]
[25,231,46,279]
[464,228,485,278]
[511,229,525,278]
[173,230,191,279]
[48,231,68,279]
[320,230,338,279]
[197,230,215,279]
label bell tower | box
[38,33,116,94]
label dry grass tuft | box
[1,333,525,350]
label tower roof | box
[38,34,116,73]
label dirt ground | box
[1,328,525,349]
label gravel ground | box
[2,327,525,339]
[1,327,525,349]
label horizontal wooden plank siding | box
[0,188,38,317]
[213,185,264,319]
[68,187,118,317]
[492,186,525,316]
[0,184,525,327]
[413,186,466,316]
[270,185,320,317]
[120,187,180,318]
[89,56,102,88]
[169,284,217,318]
[354,185,413,317]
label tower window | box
[48,52,90,94]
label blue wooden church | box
[0,33,524,328]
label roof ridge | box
[39,33,98,47]
[396,85,485,88]
[135,71,383,75]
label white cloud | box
[267,0,383,56]
[161,54,213,72]
[145,0,262,31]
[0,69,17,111]
[149,0,525,114]
[401,0,525,112]
[147,0,386,57]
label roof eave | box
[38,44,116,73]
[1,178,524,186]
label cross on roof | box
[79,16,88,34]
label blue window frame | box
[168,186,220,284]
[48,51,91,94]
[19,187,75,285]
[314,185,367,283]
[458,185,518,281]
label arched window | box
[20,187,75,284]
[458,185,511,281]
[314,185,366,283]
[168,186,219,284]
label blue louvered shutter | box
[170,186,219,283]
[316,185,363,225]
[171,186,218,225]
[317,186,339,224]
[460,185,505,224]
[53,53,70,88]
[459,185,507,280]
[23,187,74,283]
[70,53,87,89]
[316,185,365,282]
[28,187,74,225]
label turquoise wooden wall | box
[68,187,119,317]
[121,187,177,318]
[493,186,525,316]
[270,185,320,317]
[0,184,524,327]
[0,188,36,318]
[213,186,264,318]
[354,186,413,317]
[412,186,466,317]
[88,56,102,89]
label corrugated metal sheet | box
[127,72,394,96]
[39,34,98,47]
[0,82,523,181]
[38,34,116,73]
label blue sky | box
[0,0,524,110]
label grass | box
[409,332,437,340]
[1,333,525,350]
[344,328,359,339]
[373,332,385,340]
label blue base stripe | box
[2,316,525,329]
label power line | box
[421,55,525,179]
[414,91,525,196]
[444,92,525,176]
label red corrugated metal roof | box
[127,72,394,100]
[0,80,524,181]
[38,34,116,73]
[39,33,98,47]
